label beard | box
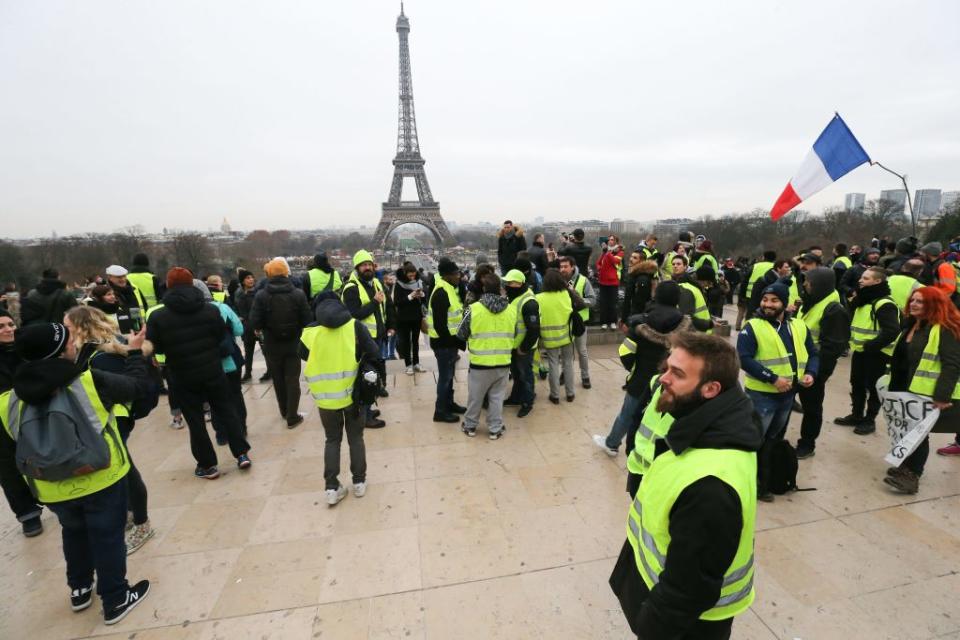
[760,305,782,319]
[359,269,375,281]
[656,385,705,415]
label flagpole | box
[871,161,916,237]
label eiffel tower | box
[371,4,454,249]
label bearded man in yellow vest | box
[456,273,516,439]
[0,323,152,624]
[298,292,379,506]
[834,266,901,434]
[609,332,762,640]
[795,268,849,459]
[737,282,819,501]
[558,256,595,389]
[341,250,393,428]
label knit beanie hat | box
[920,242,943,257]
[695,266,716,282]
[438,258,459,276]
[352,250,375,268]
[166,267,194,289]
[761,282,790,306]
[653,281,681,307]
[15,323,70,361]
[132,253,150,267]
[699,240,713,252]
[237,269,254,282]
[264,258,290,278]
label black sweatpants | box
[798,365,834,450]
[598,284,620,325]
[849,351,890,420]
[170,372,249,468]
[396,321,421,367]
[263,338,302,421]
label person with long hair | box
[884,286,960,494]
[64,306,155,553]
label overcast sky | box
[1,0,957,238]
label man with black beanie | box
[303,251,343,300]
[429,258,467,422]
[126,254,164,311]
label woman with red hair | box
[884,286,960,493]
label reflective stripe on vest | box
[746,262,773,298]
[798,290,840,344]
[309,269,342,297]
[510,289,536,349]
[341,273,384,339]
[679,282,712,335]
[626,380,675,476]
[467,302,517,367]
[126,272,157,309]
[427,278,464,338]
[850,297,898,356]
[572,274,589,322]
[743,318,809,393]
[301,320,359,410]
[535,291,572,349]
[627,447,757,620]
[908,325,960,400]
[1,371,129,503]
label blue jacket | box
[215,302,244,373]
[737,314,819,395]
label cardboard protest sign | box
[877,376,941,466]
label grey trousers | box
[545,344,575,399]
[571,333,590,380]
[319,405,367,491]
[463,367,510,434]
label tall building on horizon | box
[915,189,942,219]
[844,193,865,212]
[941,191,960,213]
[879,189,907,215]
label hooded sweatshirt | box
[21,278,78,326]
[298,297,379,365]
[799,267,849,378]
[457,293,513,369]
[849,281,900,354]
[613,385,763,639]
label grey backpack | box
[8,379,114,481]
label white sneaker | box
[413,364,427,373]
[353,482,366,498]
[592,435,617,457]
[326,485,348,506]
[600,324,608,330]
[405,366,414,376]
[169,415,184,430]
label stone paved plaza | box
[2,320,959,640]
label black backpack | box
[264,290,301,341]
[9,381,114,481]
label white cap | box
[105,265,128,277]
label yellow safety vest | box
[144,303,166,365]
[798,290,840,345]
[126,272,157,309]
[744,317,809,393]
[571,274,589,322]
[467,301,516,367]
[660,251,677,281]
[341,273,385,339]
[627,447,757,621]
[745,262,773,299]
[679,282,712,335]
[887,275,920,311]
[427,277,464,338]
[619,336,637,381]
[536,291,572,349]
[0,371,129,503]
[212,291,227,304]
[850,297,898,356]
[301,319,359,410]
[908,325,960,400]
[626,378,674,476]
[694,253,719,278]
[510,289,536,349]
[833,256,852,270]
[308,268,342,297]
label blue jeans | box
[434,346,459,414]
[605,392,645,451]
[746,390,795,440]
[508,351,535,406]
[380,334,397,359]
[47,479,130,608]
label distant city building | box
[914,189,942,219]
[652,218,696,240]
[220,217,231,234]
[942,191,960,213]
[609,219,643,235]
[879,189,907,215]
[844,193,865,211]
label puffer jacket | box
[146,285,226,384]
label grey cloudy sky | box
[1,0,957,238]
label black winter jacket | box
[527,242,548,275]
[621,310,690,398]
[558,241,593,276]
[612,385,763,640]
[497,230,527,273]
[428,281,465,351]
[620,261,658,323]
[147,285,227,384]
[249,277,311,344]
[20,279,78,326]
[850,282,900,353]
[0,343,22,392]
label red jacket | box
[597,248,624,286]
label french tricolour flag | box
[769,114,870,220]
